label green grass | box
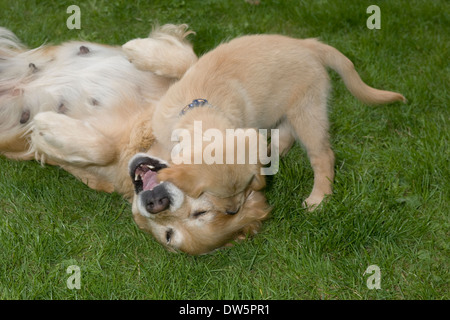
[0,0,448,300]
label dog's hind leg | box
[286,89,335,210]
[122,24,197,79]
[30,112,117,166]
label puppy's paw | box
[302,194,325,212]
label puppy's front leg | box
[31,112,116,166]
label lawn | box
[0,0,448,300]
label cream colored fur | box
[0,24,197,198]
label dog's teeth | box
[135,174,141,181]
[147,165,155,169]
[159,181,164,184]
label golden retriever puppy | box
[126,34,405,254]
[0,24,197,199]
[150,34,405,205]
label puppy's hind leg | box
[287,92,335,210]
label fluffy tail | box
[305,39,406,105]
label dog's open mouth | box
[129,155,168,194]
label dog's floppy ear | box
[157,164,207,198]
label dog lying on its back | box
[126,34,405,254]
[0,24,197,199]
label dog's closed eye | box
[192,210,207,218]
[166,228,174,244]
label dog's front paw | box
[30,112,114,165]
[31,112,70,157]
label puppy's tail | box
[305,39,406,105]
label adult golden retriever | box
[126,34,405,255]
[0,24,197,199]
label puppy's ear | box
[158,165,206,198]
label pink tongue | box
[142,170,159,191]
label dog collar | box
[179,99,209,116]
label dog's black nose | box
[140,185,170,214]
